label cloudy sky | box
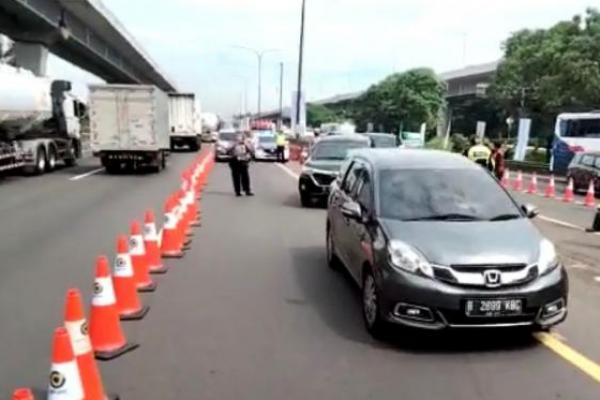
[47,0,595,116]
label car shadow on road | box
[282,193,327,209]
[291,246,540,354]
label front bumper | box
[299,173,332,198]
[215,148,233,161]
[377,265,568,330]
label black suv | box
[326,149,568,337]
[298,134,369,207]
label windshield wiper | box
[404,213,482,222]
[489,213,522,221]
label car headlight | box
[538,238,559,275]
[388,241,434,278]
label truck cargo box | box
[90,84,169,153]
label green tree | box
[306,103,338,127]
[353,68,445,132]
[491,8,600,119]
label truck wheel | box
[160,151,167,169]
[24,147,46,175]
[64,140,78,167]
[47,146,58,171]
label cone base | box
[120,305,150,321]
[150,264,169,274]
[137,281,157,293]
[95,342,139,361]
[162,251,184,259]
[34,389,120,400]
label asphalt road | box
[1,155,600,399]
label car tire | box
[326,225,341,270]
[362,270,388,339]
[300,192,311,207]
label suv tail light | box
[569,145,585,153]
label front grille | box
[451,264,527,273]
[312,173,336,186]
[433,264,538,289]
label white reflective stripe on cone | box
[164,212,177,229]
[92,277,117,307]
[144,223,159,241]
[129,235,145,256]
[65,319,92,356]
[48,360,84,400]
[113,253,134,278]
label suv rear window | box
[582,155,595,167]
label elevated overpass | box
[0,0,176,91]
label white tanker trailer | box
[0,64,84,175]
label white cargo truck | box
[168,93,201,151]
[0,64,84,175]
[89,84,169,173]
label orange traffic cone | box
[562,178,575,203]
[113,236,149,320]
[130,222,157,292]
[47,327,84,400]
[12,388,34,400]
[144,210,168,273]
[63,288,110,400]
[501,169,510,189]
[89,256,139,360]
[512,171,523,191]
[527,172,538,194]
[584,180,596,208]
[544,175,556,198]
[161,197,184,258]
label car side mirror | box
[341,201,362,220]
[521,203,539,219]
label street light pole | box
[278,62,284,130]
[295,0,306,135]
[232,46,279,121]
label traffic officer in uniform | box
[228,132,254,196]
[275,131,287,163]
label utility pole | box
[278,62,284,130]
[295,0,306,135]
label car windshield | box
[311,141,367,160]
[378,168,522,221]
[259,136,276,144]
[219,132,237,141]
[371,135,397,148]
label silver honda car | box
[326,149,568,337]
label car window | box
[311,141,368,160]
[595,157,600,170]
[378,168,521,221]
[355,170,373,210]
[582,155,595,167]
[342,162,363,194]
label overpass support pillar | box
[13,41,49,76]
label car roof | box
[349,149,480,170]
[317,133,370,143]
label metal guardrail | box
[505,160,559,176]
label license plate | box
[465,299,523,317]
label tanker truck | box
[0,64,83,175]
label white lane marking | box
[537,215,600,236]
[275,163,300,180]
[538,215,586,231]
[69,167,104,181]
[595,276,600,283]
